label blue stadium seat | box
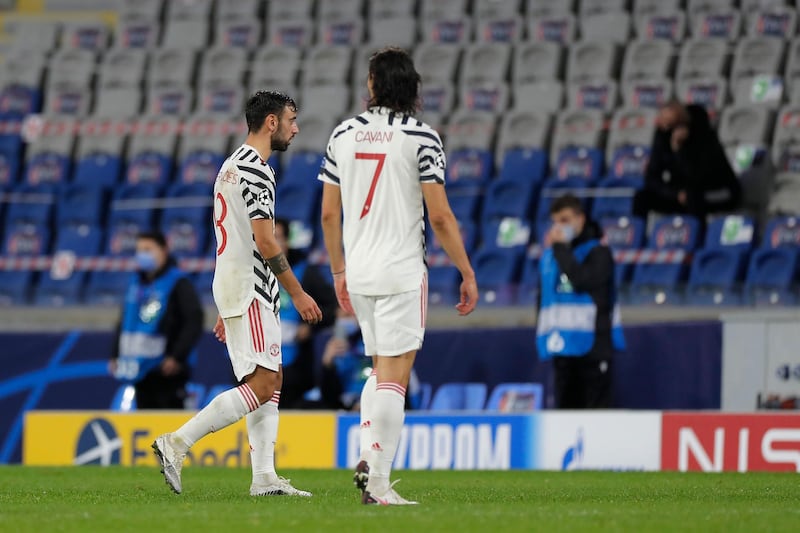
[161,183,212,257]
[57,184,107,228]
[0,86,42,116]
[5,183,55,228]
[427,265,460,306]
[608,146,650,180]
[0,223,51,304]
[282,152,323,186]
[516,252,540,306]
[201,384,231,409]
[85,271,131,306]
[759,216,800,249]
[73,152,123,187]
[685,216,755,305]
[745,248,800,305]
[25,151,72,186]
[481,218,532,250]
[0,149,21,188]
[446,148,493,187]
[108,183,162,229]
[193,271,215,306]
[447,186,482,222]
[429,383,488,411]
[275,180,320,227]
[125,152,173,185]
[178,151,226,185]
[497,147,548,184]
[473,247,524,306]
[481,178,538,223]
[600,216,646,286]
[590,176,639,220]
[548,147,604,185]
[35,225,104,306]
[630,215,701,305]
[486,383,544,411]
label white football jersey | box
[212,144,280,318]
[319,107,446,295]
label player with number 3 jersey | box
[153,91,322,498]
[320,48,478,505]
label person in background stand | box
[536,194,626,409]
[274,218,337,407]
[109,231,204,409]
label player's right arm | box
[422,183,478,316]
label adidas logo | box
[371,442,383,451]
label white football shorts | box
[224,298,282,380]
[350,272,428,357]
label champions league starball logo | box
[74,418,122,466]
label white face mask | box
[558,223,576,241]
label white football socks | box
[248,390,280,484]
[173,383,260,453]
[359,372,377,464]
[366,382,406,495]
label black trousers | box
[135,370,188,409]
[553,356,613,409]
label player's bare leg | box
[362,351,418,506]
[248,366,311,497]
[153,366,279,494]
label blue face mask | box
[135,251,158,273]
[559,223,576,242]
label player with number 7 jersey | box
[320,47,478,506]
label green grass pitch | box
[1,467,798,532]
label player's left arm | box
[551,244,614,292]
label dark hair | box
[367,47,421,115]
[245,91,297,133]
[549,194,584,215]
[137,230,168,248]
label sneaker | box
[362,480,417,506]
[250,477,312,497]
[152,434,185,494]
[353,460,369,494]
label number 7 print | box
[355,152,386,219]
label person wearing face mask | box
[633,100,741,221]
[109,231,204,409]
[273,218,337,408]
[536,194,625,409]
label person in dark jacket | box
[537,194,625,409]
[109,231,204,409]
[273,219,338,408]
[633,100,741,220]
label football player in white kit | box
[153,91,322,497]
[320,48,478,505]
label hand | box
[677,190,688,205]
[670,125,689,152]
[213,314,226,343]
[108,359,117,376]
[455,275,478,316]
[333,273,354,314]
[161,356,181,376]
[292,291,323,324]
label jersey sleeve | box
[238,166,275,220]
[318,131,341,186]
[416,129,446,184]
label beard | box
[271,135,290,152]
